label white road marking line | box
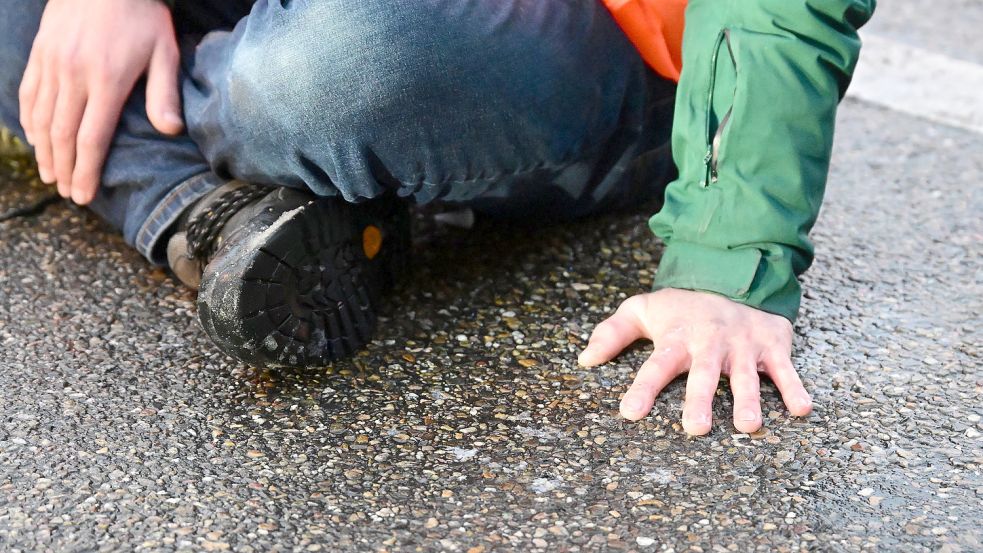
[848,34,983,134]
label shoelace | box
[185,184,270,262]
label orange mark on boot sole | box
[362,225,382,259]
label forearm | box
[649,0,876,321]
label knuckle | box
[56,46,79,67]
[38,42,55,59]
[75,132,102,152]
[693,361,718,374]
[654,342,681,359]
[766,322,794,342]
[617,294,644,314]
[764,347,793,367]
[763,326,790,344]
[57,66,82,85]
[595,318,615,331]
[589,319,607,335]
[33,45,53,65]
[767,363,796,382]
[32,109,53,131]
[745,332,791,354]
[726,336,753,353]
[33,119,51,136]
[90,66,115,85]
[589,320,615,341]
[703,318,727,335]
[687,352,720,372]
[685,392,714,404]
[733,384,760,401]
[728,361,756,378]
[49,124,75,145]
[639,359,666,376]
[756,334,779,349]
[89,58,122,85]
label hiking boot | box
[166,181,410,368]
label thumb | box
[145,38,184,136]
[578,308,645,367]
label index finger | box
[619,342,689,421]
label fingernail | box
[577,350,594,367]
[164,111,184,129]
[740,410,758,422]
[38,167,53,184]
[621,398,645,416]
[687,412,711,426]
[798,395,813,409]
[72,190,91,206]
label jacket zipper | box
[704,29,736,186]
[710,107,732,183]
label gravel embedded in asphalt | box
[0,99,980,552]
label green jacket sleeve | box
[649,0,875,321]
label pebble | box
[0,106,980,552]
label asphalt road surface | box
[1,2,980,552]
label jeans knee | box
[223,1,458,136]
[223,0,626,137]
[199,0,643,199]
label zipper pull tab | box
[702,147,713,187]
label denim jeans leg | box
[4,0,675,267]
[0,0,238,264]
[0,1,45,148]
[182,0,675,219]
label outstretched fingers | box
[728,354,763,433]
[763,352,813,417]
[578,299,646,367]
[619,344,688,421]
[682,351,724,436]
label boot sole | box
[197,196,407,368]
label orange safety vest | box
[602,0,687,82]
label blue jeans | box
[0,0,675,264]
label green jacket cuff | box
[652,241,802,322]
[648,0,875,324]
